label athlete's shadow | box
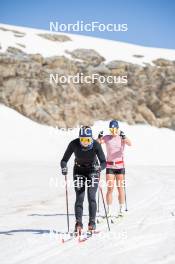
[0,213,89,236]
[0,229,74,236]
[0,229,51,235]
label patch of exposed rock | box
[37,33,71,42]
[66,49,105,66]
[0,27,25,37]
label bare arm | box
[120,131,132,146]
[124,137,132,146]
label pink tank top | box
[103,135,125,169]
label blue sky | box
[1,0,175,49]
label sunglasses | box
[109,127,118,133]
[80,137,92,144]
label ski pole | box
[97,186,100,213]
[122,156,128,212]
[97,170,102,214]
[123,173,128,211]
[99,175,110,231]
[64,174,70,232]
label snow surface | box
[0,105,175,264]
[1,23,175,65]
[0,105,175,165]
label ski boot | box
[111,208,125,223]
[97,211,111,224]
[117,205,125,218]
[74,221,83,236]
[88,221,96,234]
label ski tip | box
[78,237,87,243]
[61,238,65,243]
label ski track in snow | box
[1,164,175,264]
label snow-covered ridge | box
[0,23,175,65]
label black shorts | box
[106,168,125,175]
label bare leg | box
[116,174,125,205]
[106,174,115,206]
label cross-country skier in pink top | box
[98,120,131,220]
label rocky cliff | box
[0,30,175,129]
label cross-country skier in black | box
[61,126,106,233]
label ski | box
[97,215,124,224]
[60,232,75,243]
[78,230,101,242]
[110,215,124,224]
[60,231,83,243]
[60,230,101,244]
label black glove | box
[98,131,103,139]
[61,167,68,175]
[120,131,126,140]
[94,164,101,173]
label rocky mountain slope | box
[0,24,175,129]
